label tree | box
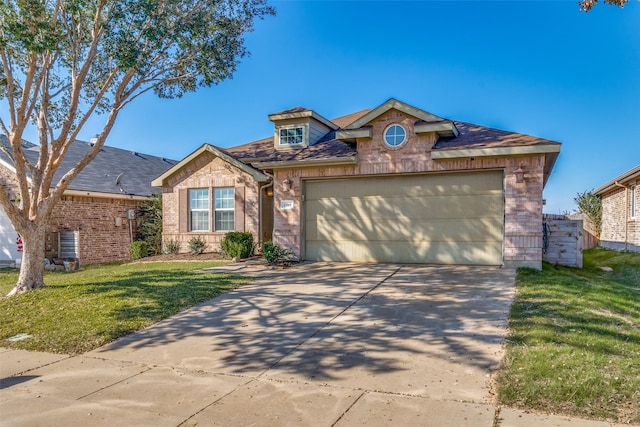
[579,0,629,12]
[574,190,602,237]
[0,0,274,296]
[136,194,162,256]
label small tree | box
[136,194,162,256]
[574,190,602,237]
[0,0,274,296]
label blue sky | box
[56,1,640,212]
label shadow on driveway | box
[91,263,515,401]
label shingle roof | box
[226,107,560,165]
[1,136,177,196]
[433,121,561,151]
[227,110,369,163]
[593,165,640,195]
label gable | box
[336,99,458,142]
[152,144,269,188]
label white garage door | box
[304,170,504,265]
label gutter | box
[63,189,151,201]
[253,156,357,170]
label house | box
[593,165,640,253]
[0,136,176,264]
[153,98,561,269]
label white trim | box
[383,124,407,148]
[277,124,306,147]
[431,144,561,159]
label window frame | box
[278,126,305,146]
[214,187,235,232]
[188,188,210,232]
[383,124,407,148]
[631,185,637,219]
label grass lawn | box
[497,248,640,424]
[0,261,247,355]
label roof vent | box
[89,134,99,145]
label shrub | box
[135,194,162,255]
[164,239,181,254]
[221,232,254,259]
[130,241,148,260]
[262,241,292,265]
[188,235,207,255]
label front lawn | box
[498,248,640,424]
[0,261,246,355]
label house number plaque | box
[280,200,294,210]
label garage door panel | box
[306,194,503,221]
[306,217,504,242]
[306,240,503,265]
[306,173,503,200]
[304,171,504,265]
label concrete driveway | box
[2,263,519,426]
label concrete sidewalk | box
[0,263,631,426]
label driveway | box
[1,263,516,426]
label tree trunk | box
[7,224,47,296]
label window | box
[631,185,637,218]
[384,124,406,147]
[214,187,235,231]
[189,189,209,231]
[279,126,304,145]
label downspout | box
[258,172,274,248]
[613,182,629,251]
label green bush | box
[135,194,162,255]
[130,241,148,260]
[221,232,254,259]
[262,241,292,265]
[164,239,181,254]
[188,235,207,255]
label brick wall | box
[45,194,145,264]
[600,180,639,252]
[162,152,261,253]
[272,109,546,269]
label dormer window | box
[279,126,304,145]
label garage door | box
[304,170,504,265]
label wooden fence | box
[543,215,583,268]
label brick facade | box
[272,110,546,268]
[600,182,639,252]
[45,194,145,265]
[162,103,556,269]
[161,151,261,253]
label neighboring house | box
[0,136,176,264]
[593,165,640,253]
[153,98,561,269]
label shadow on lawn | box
[93,263,517,381]
[508,264,640,357]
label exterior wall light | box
[514,163,527,183]
[282,178,291,192]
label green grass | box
[497,248,640,424]
[0,261,246,355]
